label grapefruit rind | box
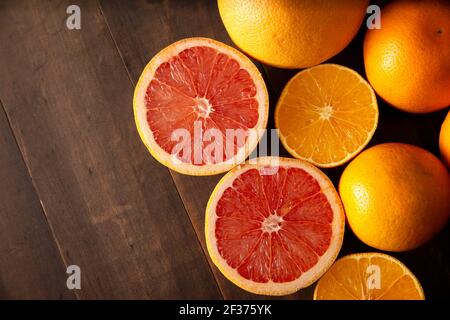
[313,252,425,300]
[275,64,379,168]
[205,157,345,296]
[134,38,269,176]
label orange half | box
[275,64,378,168]
[314,253,425,300]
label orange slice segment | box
[314,253,425,300]
[275,64,378,168]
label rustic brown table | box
[0,0,448,299]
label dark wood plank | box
[99,0,308,300]
[0,105,74,299]
[0,0,220,299]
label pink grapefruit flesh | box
[134,38,268,175]
[205,157,345,295]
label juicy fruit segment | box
[314,253,425,300]
[147,47,258,164]
[275,64,378,168]
[216,168,331,283]
[206,157,345,295]
[134,38,268,175]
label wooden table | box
[0,0,448,299]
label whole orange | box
[339,143,450,252]
[364,0,450,113]
[440,111,450,168]
[218,0,368,69]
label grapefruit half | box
[134,38,269,175]
[205,157,345,295]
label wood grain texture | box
[0,105,74,299]
[0,0,220,299]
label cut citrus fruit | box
[134,38,269,175]
[275,64,378,168]
[314,253,425,300]
[205,157,345,295]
